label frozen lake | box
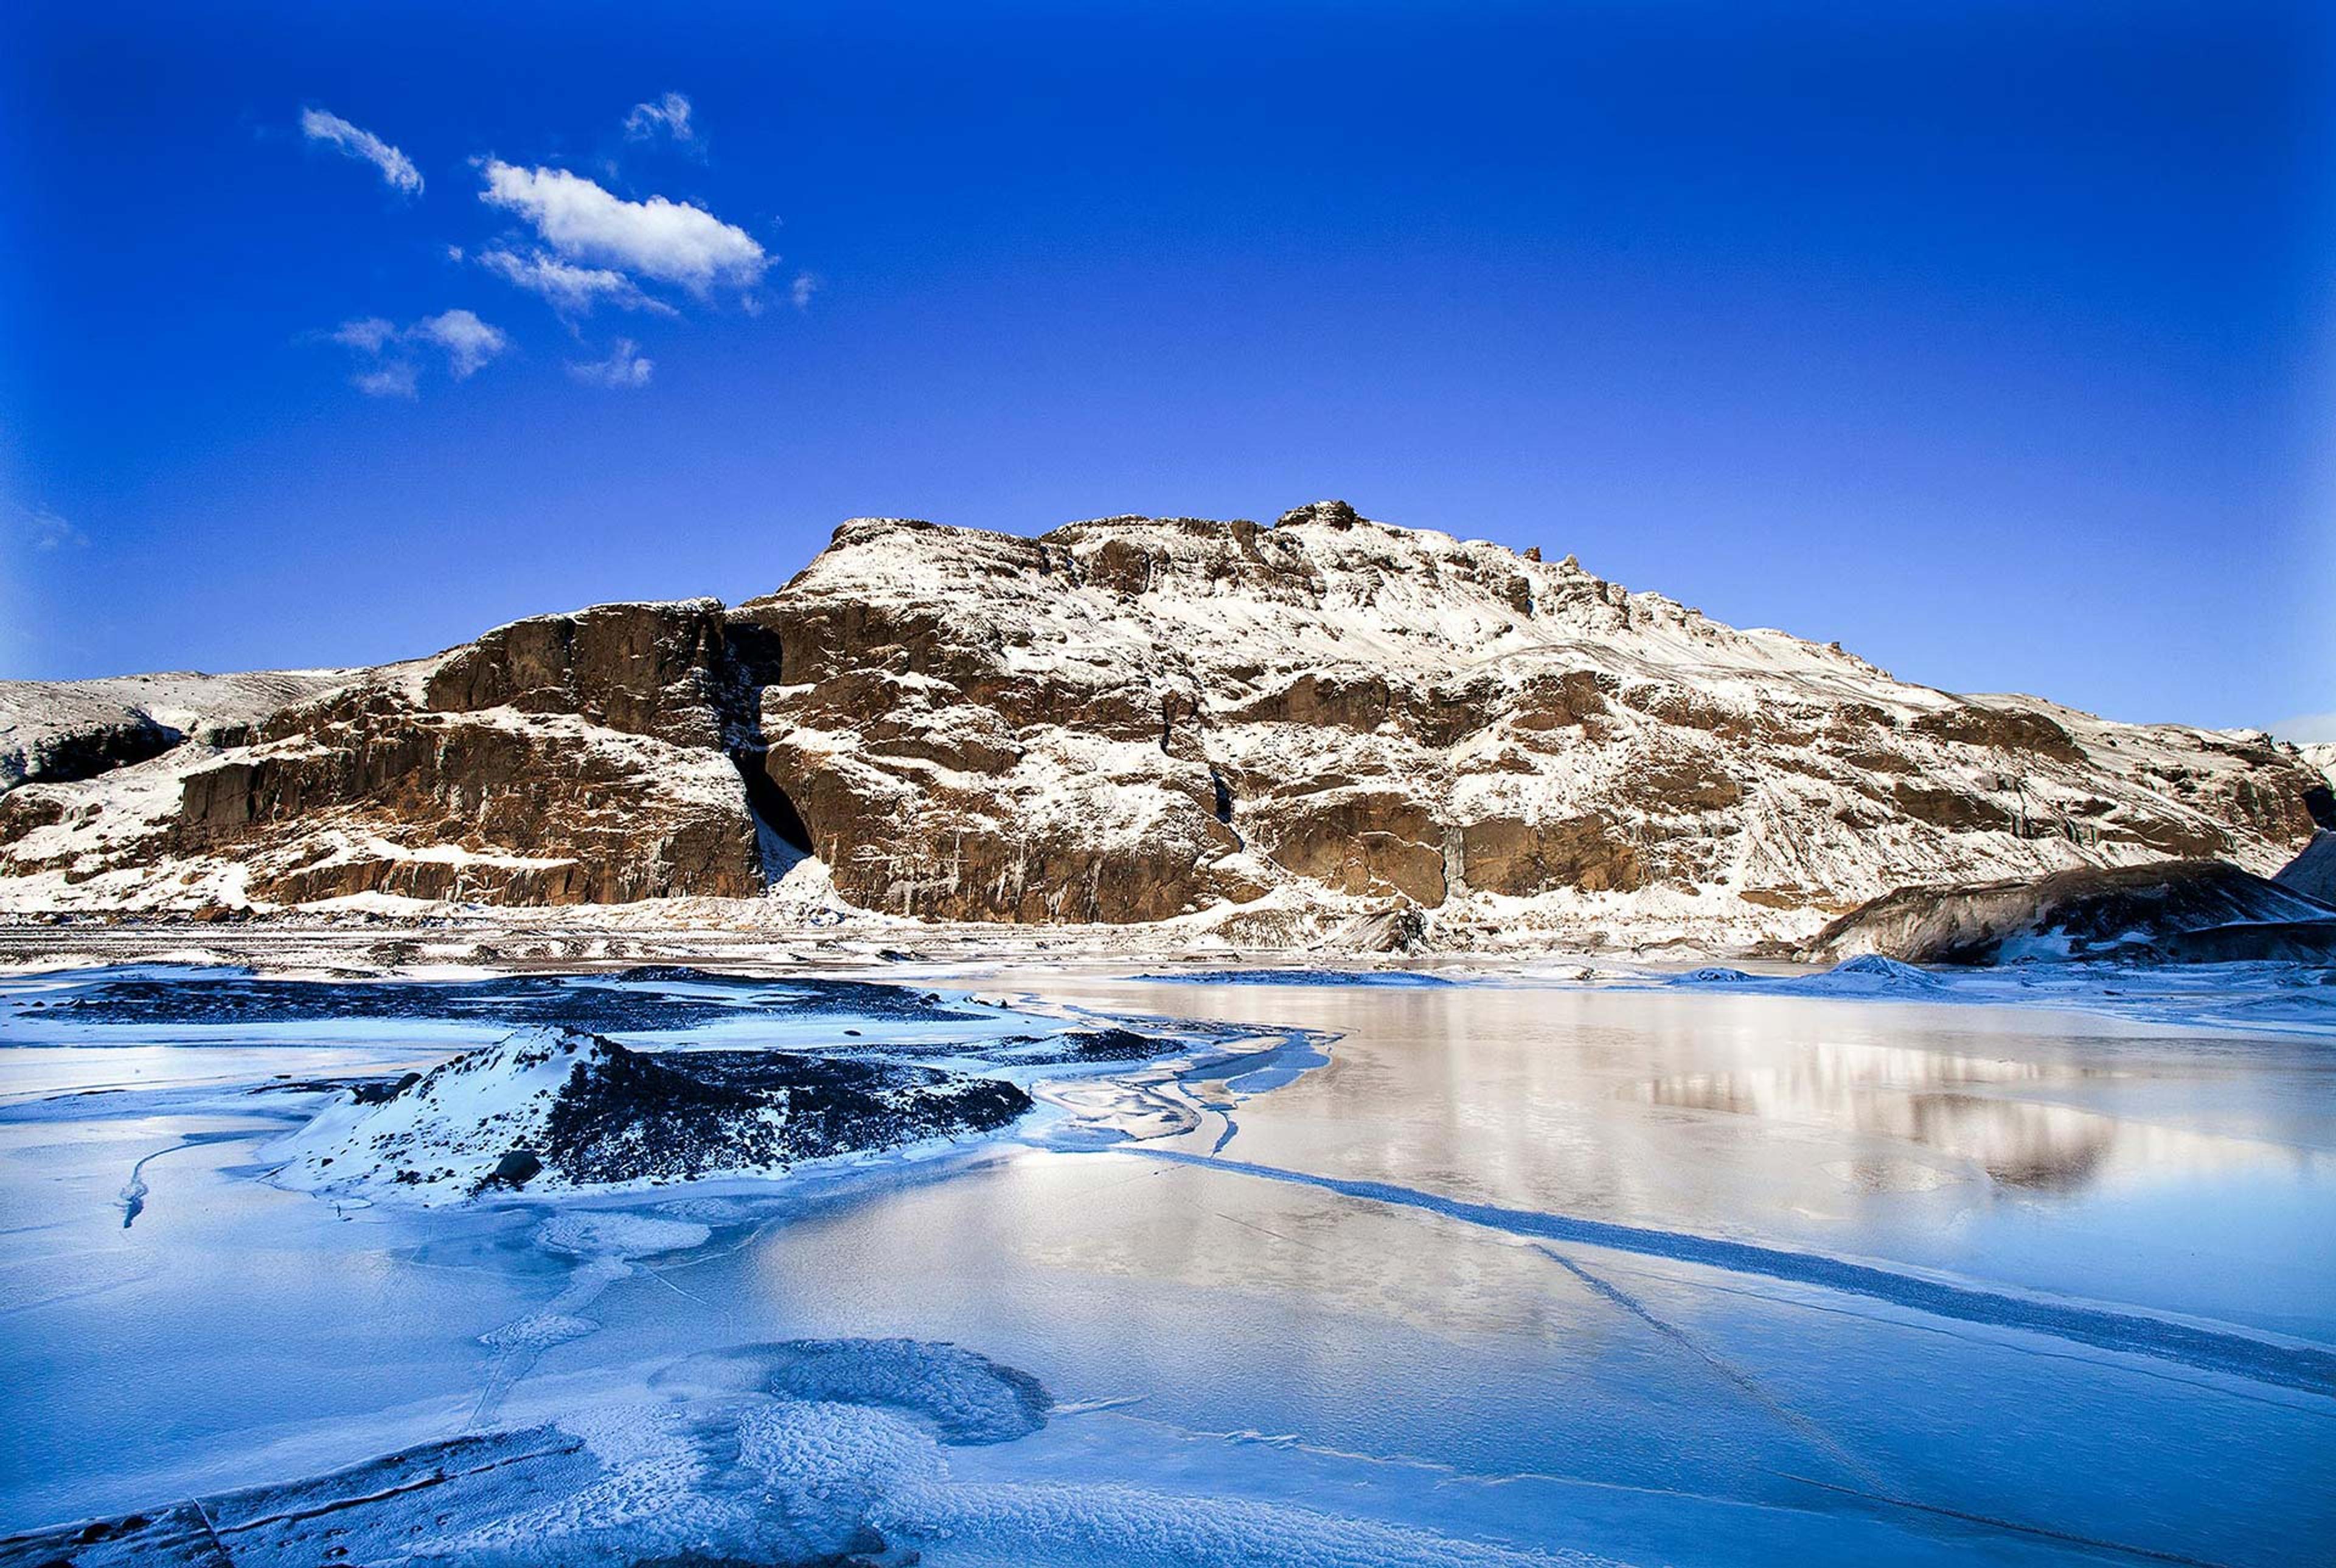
[2,962,2331,1566]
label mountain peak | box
[1277,499,1362,529]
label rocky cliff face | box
[732,502,2326,931]
[0,602,771,907]
[1,502,2326,943]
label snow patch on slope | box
[273,1025,624,1202]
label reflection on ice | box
[1631,1038,2320,1194]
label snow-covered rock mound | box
[1799,954,1948,992]
[1666,954,1947,992]
[273,1025,1031,1203]
[1806,860,2336,964]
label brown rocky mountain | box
[2,502,2326,948]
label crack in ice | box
[1125,1149,2336,1396]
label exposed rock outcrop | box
[1,605,770,906]
[2146,920,2336,965]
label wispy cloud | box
[790,271,818,310]
[568,338,654,389]
[478,161,766,294]
[351,362,420,400]
[5,502,88,552]
[478,246,677,317]
[321,310,507,396]
[300,107,423,196]
[624,92,698,150]
[329,317,400,354]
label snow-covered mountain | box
[2,502,2325,948]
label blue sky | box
[3,1,2330,735]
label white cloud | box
[300,107,423,196]
[624,92,697,147]
[478,160,766,293]
[352,362,420,399]
[322,310,506,395]
[478,246,677,317]
[411,309,509,378]
[790,271,818,310]
[568,339,654,389]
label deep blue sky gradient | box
[4,1,2330,732]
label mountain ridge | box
[3,501,2324,951]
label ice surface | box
[655,1338,1052,1443]
[2,963,2332,1566]
[538,1212,714,1258]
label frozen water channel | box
[1,960,2331,1566]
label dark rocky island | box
[274,1025,1033,1202]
